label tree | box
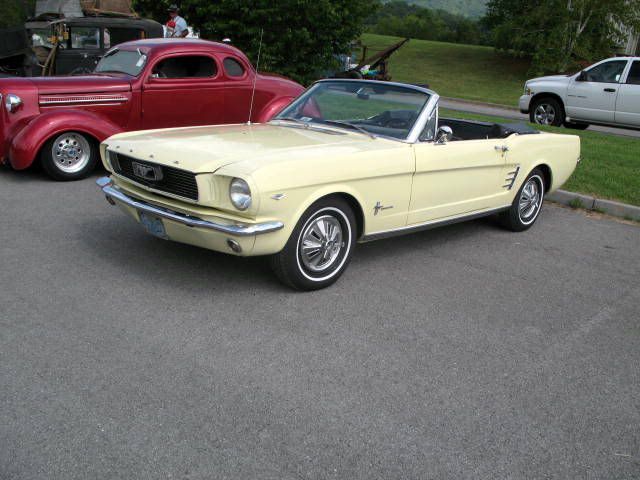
[132,0,377,84]
[1,0,35,28]
[484,0,640,74]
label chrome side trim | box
[360,205,511,242]
[96,177,283,237]
[39,95,129,106]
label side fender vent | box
[503,166,521,190]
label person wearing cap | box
[165,5,188,38]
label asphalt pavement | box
[440,98,640,138]
[1,167,639,479]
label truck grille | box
[112,154,198,201]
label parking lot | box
[1,167,639,479]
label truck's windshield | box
[95,48,147,76]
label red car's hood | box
[29,75,132,95]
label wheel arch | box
[531,92,566,116]
[525,163,552,194]
[9,110,122,170]
[291,188,367,239]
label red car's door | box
[141,53,225,129]
[218,55,254,124]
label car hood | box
[105,122,393,174]
[527,74,571,85]
[30,75,132,95]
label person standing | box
[165,5,188,38]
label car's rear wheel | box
[499,168,545,232]
[270,197,356,290]
[530,97,564,127]
[40,131,98,181]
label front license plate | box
[139,211,168,240]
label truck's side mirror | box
[576,71,586,82]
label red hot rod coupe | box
[0,39,304,180]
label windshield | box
[274,80,430,140]
[95,48,147,76]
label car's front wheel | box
[40,131,98,181]
[499,169,545,232]
[530,97,564,127]
[270,197,356,290]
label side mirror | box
[576,71,586,81]
[435,125,453,144]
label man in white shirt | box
[165,5,188,38]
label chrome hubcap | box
[519,178,541,222]
[534,104,556,125]
[52,133,91,173]
[300,215,344,272]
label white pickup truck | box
[519,57,640,130]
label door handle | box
[604,88,616,93]
[495,145,509,153]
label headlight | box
[229,178,252,210]
[5,94,22,113]
[524,85,533,96]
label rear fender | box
[9,109,122,170]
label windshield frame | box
[273,79,440,143]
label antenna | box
[247,28,264,125]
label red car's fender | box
[9,109,122,170]
[255,97,297,123]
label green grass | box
[360,33,530,106]
[440,108,640,206]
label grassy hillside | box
[360,33,530,106]
[405,0,487,18]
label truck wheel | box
[530,97,564,127]
[270,197,356,291]
[40,132,98,181]
[499,168,545,232]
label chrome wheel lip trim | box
[295,207,352,282]
[52,132,91,174]
[300,214,344,273]
[518,175,544,225]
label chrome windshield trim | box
[96,177,283,237]
[277,79,439,143]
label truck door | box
[565,59,628,123]
[615,60,640,127]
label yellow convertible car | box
[96,79,580,290]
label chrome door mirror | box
[435,125,453,144]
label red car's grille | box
[112,154,199,201]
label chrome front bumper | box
[96,177,284,237]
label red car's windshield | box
[95,48,147,76]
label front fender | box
[9,109,122,170]
[252,184,368,256]
[254,97,295,123]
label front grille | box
[112,154,198,201]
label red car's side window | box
[223,57,247,79]
[150,55,218,79]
